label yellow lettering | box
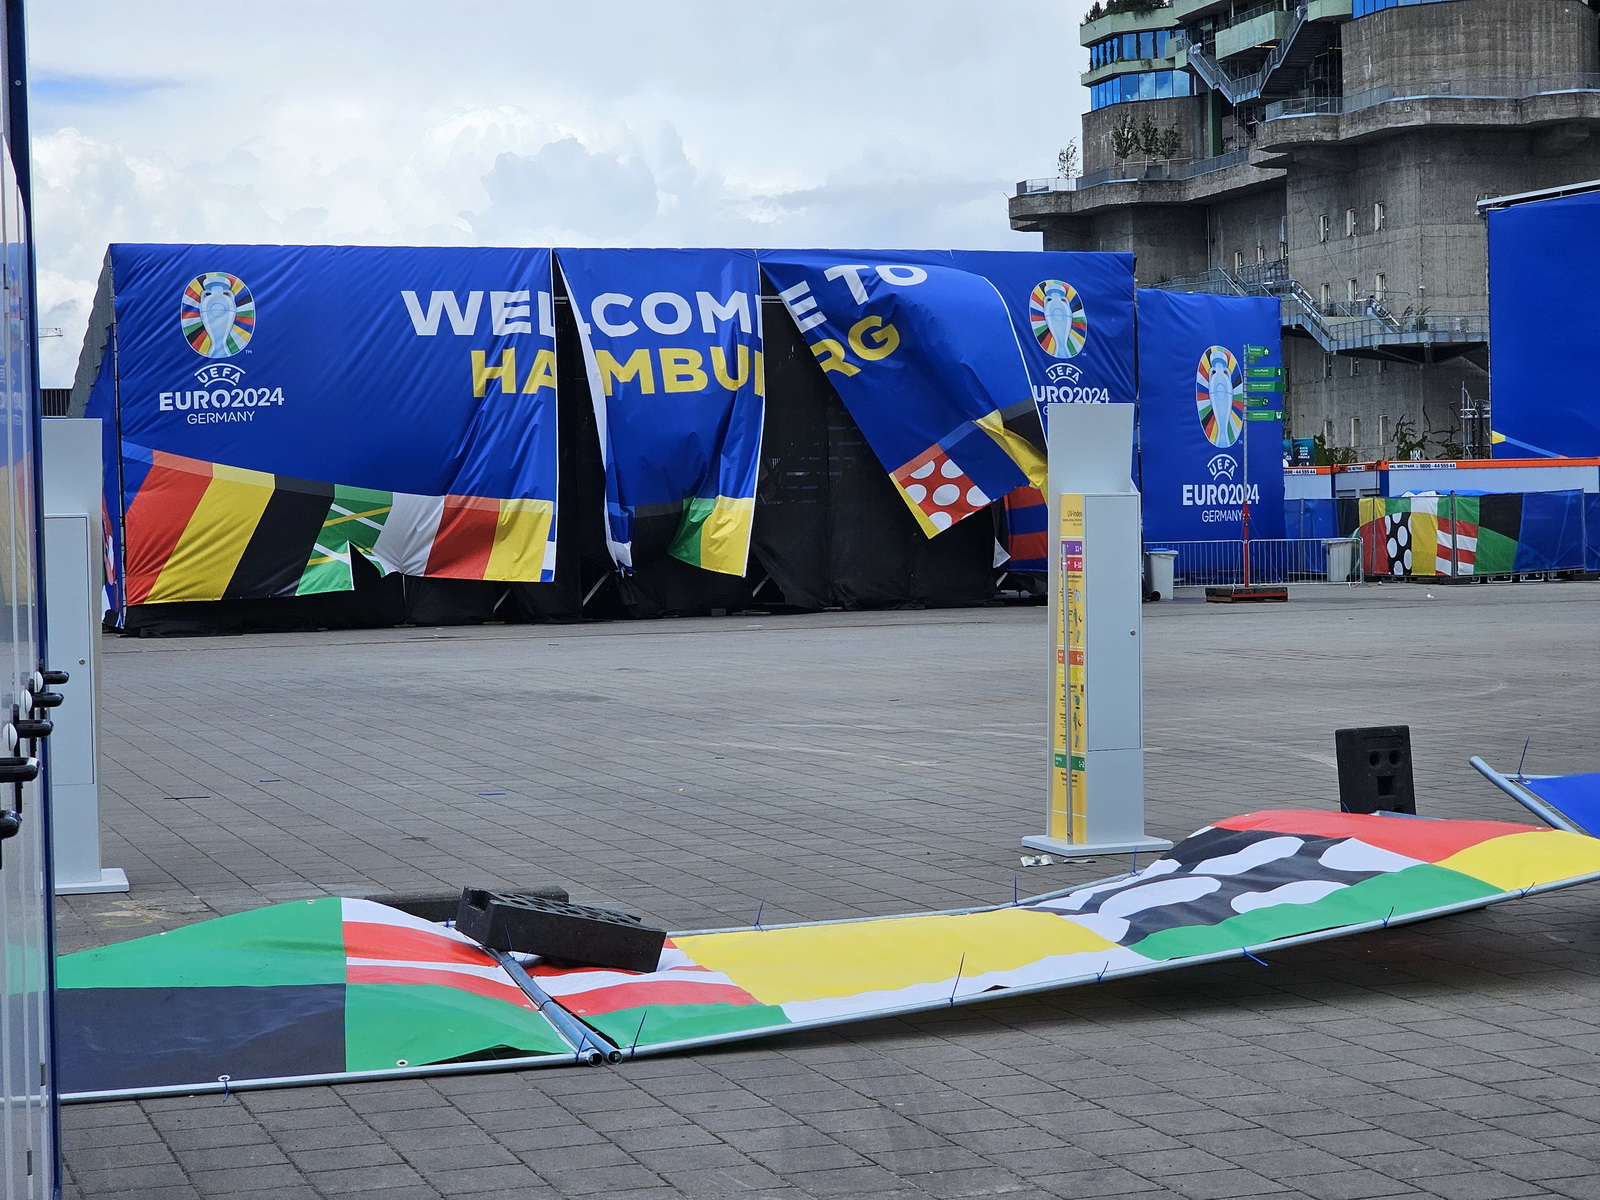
[710,345,749,391]
[597,348,655,396]
[755,350,765,397]
[811,338,859,376]
[848,316,899,362]
[661,348,709,393]
[521,348,557,394]
[472,348,517,397]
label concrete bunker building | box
[1009,0,1600,461]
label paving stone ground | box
[57,581,1600,1200]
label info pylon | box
[1023,403,1172,860]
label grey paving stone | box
[57,593,1600,1200]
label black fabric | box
[56,985,346,1093]
[1477,492,1523,544]
[223,475,335,600]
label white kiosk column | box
[42,418,127,894]
[1023,404,1171,859]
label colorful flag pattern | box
[1002,484,1049,572]
[117,444,557,605]
[56,898,572,1095]
[1352,491,1583,578]
[56,811,1600,1095]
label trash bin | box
[1323,537,1360,583]
[1144,549,1177,601]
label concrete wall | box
[1343,0,1598,93]
[1043,205,1210,284]
[1082,97,1205,173]
[1284,339,1487,460]
[1208,188,1289,276]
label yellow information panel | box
[1050,494,1088,842]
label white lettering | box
[401,290,483,336]
[877,265,928,286]
[490,290,533,335]
[823,265,873,304]
[696,290,753,334]
[159,392,173,411]
[641,291,693,335]
[538,291,556,337]
[591,293,637,337]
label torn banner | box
[758,251,1047,538]
[560,249,765,576]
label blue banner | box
[950,250,1136,410]
[558,248,764,576]
[758,250,1045,537]
[1136,290,1285,545]
[1487,192,1600,458]
[86,243,561,607]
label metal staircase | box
[1181,3,1336,105]
[1155,262,1484,360]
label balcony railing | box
[1014,147,1253,195]
[1265,74,1600,119]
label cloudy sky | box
[26,2,1091,387]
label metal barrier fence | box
[1146,538,1364,587]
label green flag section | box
[298,485,395,595]
[56,812,1600,1094]
[57,898,573,1096]
[1126,863,1500,960]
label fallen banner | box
[58,809,1600,1099]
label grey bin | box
[1144,549,1177,601]
[1323,537,1361,583]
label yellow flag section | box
[679,908,1133,1022]
[535,811,1600,1056]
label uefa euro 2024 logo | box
[181,272,255,358]
[1195,345,1245,447]
[1028,280,1087,358]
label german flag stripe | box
[123,452,215,606]
[146,463,277,603]
[223,474,335,599]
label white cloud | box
[27,1,1093,385]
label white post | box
[1024,405,1172,859]
[42,419,127,895]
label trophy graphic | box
[199,277,238,356]
[1043,283,1075,357]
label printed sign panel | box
[1135,290,1286,546]
[87,244,560,607]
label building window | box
[1378,359,1389,374]
[1255,243,1266,264]
[1351,416,1361,447]
[1345,208,1357,237]
[1374,201,1386,230]
[1319,215,1330,243]
[1323,353,1334,379]
[1374,273,1386,298]
[1319,282,1331,309]
[1279,240,1288,261]
[1349,358,1361,377]
[1347,278,1359,303]
[1088,69,1193,109]
[1234,250,1244,274]
[1324,419,1336,444]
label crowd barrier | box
[1144,538,1363,588]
